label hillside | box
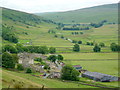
[36,3,118,23]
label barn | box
[73,65,82,70]
[82,71,118,82]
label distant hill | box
[36,3,118,23]
[2,7,56,26]
[1,7,57,45]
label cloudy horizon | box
[0,0,119,13]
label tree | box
[57,55,64,61]
[26,68,32,73]
[15,43,24,53]
[93,44,101,52]
[17,64,24,71]
[49,47,56,54]
[99,42,105,47]
[78,40,82,44]
[110,43,120,52]
[61,65,79,81]
[47,55,57,62]
[2,52,16,68]
[73,44,80,52]
[2,45,18,53]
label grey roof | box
[82,71,117,79]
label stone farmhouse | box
[18,52,47,73]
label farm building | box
[82,71,118,82]
[48,72,61,79]
[73,65,82,70]
[18,52,47,67]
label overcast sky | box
[0,0,119,13]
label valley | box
[1,3,119,89]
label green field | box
[62,53,118,77]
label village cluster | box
[18,52,118,82]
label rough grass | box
[2,69,95,88]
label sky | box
[0,0,119,13]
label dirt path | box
[2,70,46,88]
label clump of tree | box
[2,45,18,53]
[86,42,94,46]
[2,52,18,69]
[110,43,120,52]
[26,46,49,54]
[49,47,56,54]
[63,27,89,30]
[2,25,18,43]
[47,54,64,62]
[90,20,107,28]
[47,55,57,63]
[57,55,64,61]
[93,44,101,52]
[61,65,80,81]
[2,44,57,54]
[73,44,80,52]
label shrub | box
[17,64,24,71]
[44,65,50,70]
[26,68,32,73]
[34,57,42,62]
[2,45,18,53]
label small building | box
[48,72,61,79]
[82,71,118,82]
[73,65,82,70]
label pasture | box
[62,53,118,76]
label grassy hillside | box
[2,69,95,88]
[36,3,118,23]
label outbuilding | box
[82,71,118,82]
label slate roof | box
[73,65,82,67]
[82,71,117,79]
